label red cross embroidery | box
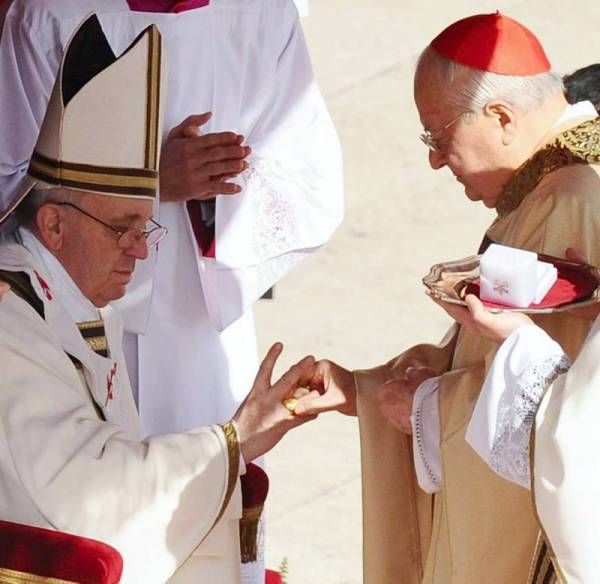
[105,362,118,406]
[493,280,510,296]
[34,271,53,301]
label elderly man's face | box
[415,86,517,208]
[45,192,154,307]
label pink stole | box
[127,0,209,13]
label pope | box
[0,16,318,584]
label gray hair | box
[416,46,564,114]
[14,185,78,228]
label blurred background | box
[258,1,600,582]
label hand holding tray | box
[423,253,600,314]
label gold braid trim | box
[527,534,561,584]
[209,422,240,532]
[239,504,264,563]
[76,319,105,332]
[496,117,600,218]
[0,567,75,584]
[527,365,570,584]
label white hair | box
[415,46,564,114]
[15,185,78,227]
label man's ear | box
[35,204,66,252]
[484,101,517,145]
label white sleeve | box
[203,4,345,330]
[466,324,571,489]
[411,376,443,494]
[0,3,61,199]
[216,5,344,268]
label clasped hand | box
[159,111,252,202]
[377,367,436,434]
[288,359,436,435]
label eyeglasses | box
[59,202,167,249]
[420,112,465,152]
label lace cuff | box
[411,377,443,493]
[489,353,571,489]
[467,325,571,489]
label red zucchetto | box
[430,12,551,76]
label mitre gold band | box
[29,151,157,199]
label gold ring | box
[282,397,299,414]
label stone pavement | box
[255,2,600,582]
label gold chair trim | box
[0,567,75,584]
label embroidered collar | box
[495,117,600,218]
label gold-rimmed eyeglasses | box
[59,202,168,249]
[420,112,466,152]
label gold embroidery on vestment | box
[76,319,105,331]
[496,118,600,219]
[76,320,108,356]
[83,336,108,353]
[211,422,240,530]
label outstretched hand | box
[159,112,251,202]
[429,293,533,343]
[233,343,318,462]
[293,359,357,417]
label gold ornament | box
[282,397,299,414]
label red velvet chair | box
[0,519,283,583]
[0,520,123,583]
[265,568,283,584]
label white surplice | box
[465,325,571,489]
[466,316,600,583]
[0,0,343,438]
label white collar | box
[18,227,100,323]
[555,100,597,127]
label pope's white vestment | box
[0,240,244,583]
[0,0,344,438]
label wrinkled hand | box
[0,281,9,300]
[233,343,317,462]
[565,247,600,321]
[377,367,436,434]
[293,359,357,417]
[429,293,533,343]
[159,112,251,202]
